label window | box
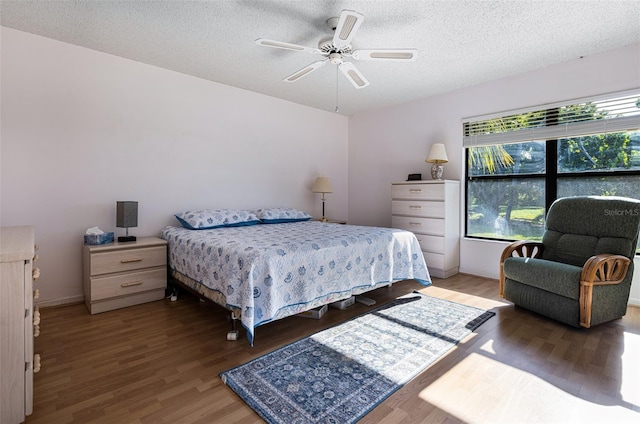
[464,91,640,252]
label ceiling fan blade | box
[283,60,328,82]
[339,62,369,89]
[332,10,364,50]
[352,49,418,61]
[255,38,320,55]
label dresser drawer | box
[392,216,444,236]
[413,234,445,254]
[392,183,444,200]
[90,268,166,301]
[392,200,444,218]
[423,251,445,270]
[89,246,166,276]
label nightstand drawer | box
[89,246,166,276]
[391,183,444,200]
[90,268,166,301]
[392,200,444,218]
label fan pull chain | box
[335,65,340,113]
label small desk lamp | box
[116,201,138,242]
[312,177,333,222]
[426,143,449,180]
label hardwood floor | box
[26,274,640,423]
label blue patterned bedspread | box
[161,222,430,344]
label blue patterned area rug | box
[220,292,495,424]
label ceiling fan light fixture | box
[329,52,343,64]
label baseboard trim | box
[458,267,498,280]
[36,295,84,309]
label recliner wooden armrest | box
[579,253,631,328]
[499,240,544,298]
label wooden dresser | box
[83,237,167,314]
[1,226,40,424]
[391,180,460,279]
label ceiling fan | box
[255,9,417,89]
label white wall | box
[0,28,349,306]
[3,27,639,307]
[348,42,640,304]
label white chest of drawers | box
[83,237,167,314]
[391,180,460,279]
[1,226,39,423]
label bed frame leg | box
[227,311,240,341]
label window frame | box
[464,97,640,249]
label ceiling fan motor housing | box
[318,35,352,55]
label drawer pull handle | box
[33,354,41,373]
[409,189,422,193]
[34,324,40,338]
[121,258,143,264]
[121,280,143,288]
[409,205,422,210]
[409,222,422,227]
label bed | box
[161,209,430,344]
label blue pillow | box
[253,207,312,224]
[175,209,260,230]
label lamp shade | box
[426,143,449,163]
[312,177,333,194]
[116,201,138,228]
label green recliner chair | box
[500,196,640,328]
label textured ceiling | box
[2,0,640,116]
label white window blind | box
[463,90,640,148]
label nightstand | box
[83,237,167,314]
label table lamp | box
[116,201,138,242]
[312,177,333,222]
[426,143,448,180]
